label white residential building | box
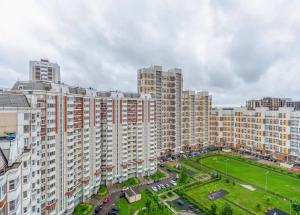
[98,92,157,185]
[0,93,41,215]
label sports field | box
[201,155,300,200]
[179,154,300,214]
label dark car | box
[94,204,103,214]
[112,207,119,213]
[108,208,119,215]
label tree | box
[211,203,217,215]
[221,203,233,215]
[292,201,300,215]
[179,167,188,183]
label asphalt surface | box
[94,168,176,215]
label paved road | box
[94,167,176,215]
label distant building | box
[181,91,212,150]
[137,66,182,155]
[211,106,300,161]
[30,59,61,83]
[246,97,300,111]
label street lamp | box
[265,171,269,192]
[225,159,229,176]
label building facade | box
[30,59,61,83]
[98,92,157,185]
[0,93,41,215]
[181,91,212,150]
[211,106,300,161]
[12,81,101,215]
[137,66,182,155]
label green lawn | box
[121,177,140,187]
[73,203,93,215]
[149,170,166,180]
[201,155,300,200]
[116,190,172,215]
[184,178,292,214]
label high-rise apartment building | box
[30,59,61,83]
[181,91,212,150]
[137,66,182,155]
[11,81,101,215]
[0,93,41,215]
[5,60,158,214]
[98,92,156,185]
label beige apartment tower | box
[137,66,182,155]
[181,91,212,150]
[30,59,61,83]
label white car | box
[152,186,158,192]
[170,180,177,186]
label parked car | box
[152,186,158,192]
[94,204,103,214]
[103,197,110,204]
[170,180,177,186]
[112,207,119,213]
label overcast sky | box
[1,0,300,106]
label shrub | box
[256,203,261,210]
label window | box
[9,200,16,212]
[24,113,30,120]
[23,161,28,168]
[9,177,19,191]
[23,176,28,184]
[0,184,6,199]
[23,191,28,199]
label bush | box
[256,203,261,210]
[225,178,230,183]
[97,185,108,197]
[221,203,233,215]
[73,203,93,215]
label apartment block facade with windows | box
[137,66,182,155]
[11,81,101,215]
[0,94,41,215]
[98,92,157,185]
[181,91,212,150]
[30,59,61,83]
[211,106,300,161]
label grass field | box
[201,155,300,200]
[184,178,292,214]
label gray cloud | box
[1,0,300,106]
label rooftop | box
[0,93,30,107]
